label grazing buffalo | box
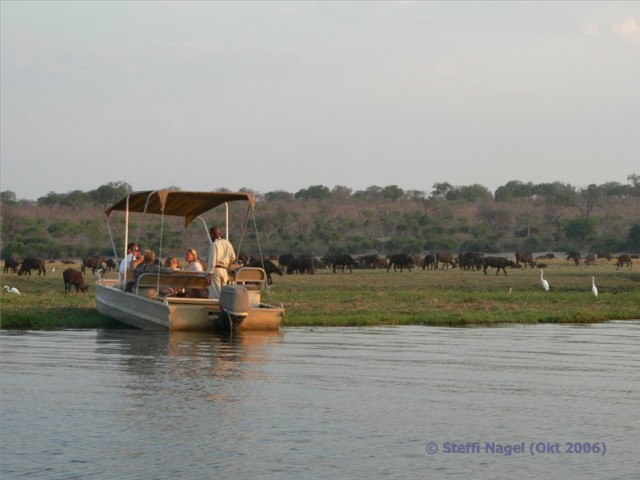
[3,257,20,274]
[18,257,46,276]
[248,257,283,284]
[358,254,386,269]
[236,252,250,266]
[63,268,88,293]
[515,251,535,269]
[459,252,484,271]
[584,254,596,266]
[332,254,356,273]
[286,255,315,274]
[105,258,118,272]
[81,256,105,275]
[596,251,612,261]
[421,254,436,270]
[566,251,581,266]
[321,254,337,269]
[616,254,633,269]
[285,257,300,274]
[278,254,295,270]
[436,252,456,269]
[483,256,515,276]
[386,253,414,272]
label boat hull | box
[96,282,282,332]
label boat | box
[95,189,284,331]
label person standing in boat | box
[207,226,236,299]
[185,249,204,272]
[118,243,144,287]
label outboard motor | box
[219,284,250,321]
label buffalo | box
[566,251,581,266]
[105,258,118,272]
[278,254,295,270]
[18,257,46,276]
[515,251,535,269]
[386,253,414,272]
[436,252,456,269]
[286,255,315,274]
[616,254,633,269]
[358,254,387,269]
[459,252,484,271]
[248,257,283,284]
[237,252,250,266]
[81,256,105,275]
[3,257,20,274]
[421,254,436,271]
[63,268,88,293]
[332,254,356,273]
[483,256,515,276]
[584,254,596,266]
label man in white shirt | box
[207,227,236,299]
[118,243,144,288]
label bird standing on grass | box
[540,270,549,292]
[3,286,21,295]
[591,276,598,298]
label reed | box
[1,259,639,329]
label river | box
[1,322,639,479]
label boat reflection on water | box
[95,329,283,383]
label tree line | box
[1,176,639,261]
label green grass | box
[2,259,639,329]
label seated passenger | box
[135,250,159,279]
[185,249,204,272]
[159,256,180,296]
[184,248,208,298]
[164,256,181,271]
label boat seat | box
[135,272,210,296]
[233,267,266,290]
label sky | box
[1,1,639,201]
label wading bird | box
[3,286,21,295]
[540,270,549,292]
[591,276,598,298]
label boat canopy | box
[105,190,255,227]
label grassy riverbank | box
[1,259,639,329]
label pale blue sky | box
[1,1,638,200]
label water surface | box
[1,322,639,479]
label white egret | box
[3,286,21,295]
[591,276,598,298]
[540,270,549,292]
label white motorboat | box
[95,190,284,331]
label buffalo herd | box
[2,250,635,294]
